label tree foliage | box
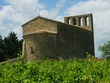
[99,41,110,58]
[0,35,5,61]
[0,32,22,62]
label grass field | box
[0,58,110,83]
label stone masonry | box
[22,14,94,61]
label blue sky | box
[0,0,5,9]
[0,0,110,57]
[39,0,88,10]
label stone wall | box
[23,32,57,61]
[57,23,94,58]
[22,17,57,36]
[0,58,21,65]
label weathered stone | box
[22,14,94,61]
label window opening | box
[80,17,83,26]
[73,18,77,26]
[68,18,71,24]
[86,17,89,26]
[31,47,34,54]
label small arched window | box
[31,47,34,54]
[80,17,83,26]
[73,18,77,26]
[86,17,89,26]
[68,18,71,24]
[67,18,69,24]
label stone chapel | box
[22,14,94,61]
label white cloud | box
[40,0,66,19]
[0,0,44,38]
[5,0,44,16]
[0,0,66,39]
[65,0,110,57]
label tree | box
[99,41,110,58]
[0,32,23,62]
[0,35,5,61]
[3,32,22,59]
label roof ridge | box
[22,16,64,26]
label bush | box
[0,58,110,83]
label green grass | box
[0,58,110,83]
